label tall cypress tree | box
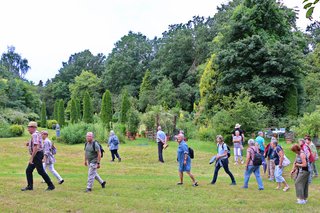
[83,92,93,123]
[40,102,47,127]
[58,99,65,126]
[75,98,81,121]
[70,99,78,123]
[101,90,112,129]
[53,100,59,120]
[120,89,130,124]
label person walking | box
[84,132,106,192]
[255,131,266,172]
[55,123,60,137]
[305,136,318,178]
[41,131,64,184]
[233,131,244,164]
[176,134,198,186]
[107,130,121,162]
[265,137,276,181]
[290,144,310,204]
[21,121,55,191]
[242,139,264,190]
[156,126,167,163]
[211,135,236,185]
[271,139,290,192]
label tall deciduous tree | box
[58,99,65,126]
[83,92,93,123]
[103,32,153,97]
[120,89,131,124]
[138,70,155,112]
[0,46,30,78]
[40,102,47,127]
[101,90,112,129]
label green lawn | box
[1,130,319,213]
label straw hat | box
[235,123,241,128]
[27,121,38,128]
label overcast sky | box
[0,0,319,83]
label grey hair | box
[86,132,94,137]
[110,130,115,135]
[248,139,255,146]
[258,131,263,135]
[235,130,240,134]
[271,138,278,146]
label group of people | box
[21,121,122,192]
[21,121,319,204]
[156,123,319,205]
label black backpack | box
[251,148,262,166]
[84,141,105,158]
[188,147,194,159]
[217,143,231,158]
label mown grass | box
[0,130,319,213]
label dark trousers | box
[26,151,54,188]
[110,149,120,160]
[158,142,164,162]
[212,158,236,184]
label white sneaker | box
[283,186,290,192]
[297,199,306,204]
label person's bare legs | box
[178,171,183,183]
[186,171,196,184]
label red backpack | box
[302,144,315,163]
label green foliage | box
[126,109,140,134]
[70,99,78,124]
[53,100,59,120]
[294,106,320,137]
[47,120,58,129]
[40,102,47,127]
[0,108,29,124]
[103,32,153,97]
[100,90,112,129]
[120,89,130,123]
[198,126,215,142]
[303,0,319,18]
[9,125,24,137]
[0,118,11,138]
[69,70,102,113]
[58,99,65,126]
[155,77,176,108]
[83,92,93,123]
[141,111,156,130]
[26,112,40,122]
[284,85,298,117]
[138,70,155,112]
[60,122,108,145]
[113,123,127,136]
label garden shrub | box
[47,120,58,129]
[9,125,24,137]
[198,126,215,141]
[60,122,108,145]
[0,119,12,138]
[113,123,126,136]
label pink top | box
[28,131,43,155]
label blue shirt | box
[108,135,119,150]
[156,130,166,143]
[177,141,191,172]
[255,136,265,151]
[217,143,228,159]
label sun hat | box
[235,123,241,128]
[41,130,48,135]
[27,121,38,128]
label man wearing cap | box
[21,121,55,191]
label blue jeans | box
[243,165,264,189]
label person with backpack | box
[21,122,55,191]
[84,132,106,192]
[242,139,264,190]
[265,137,276,181]
[211,135,236,186]
[107,130,121,162]
[270,139,290,192]
[176,133,198,186]
[305,136,318,178]
[41,131,64,184]
[290,144,310,204]
[299,139,314,183]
